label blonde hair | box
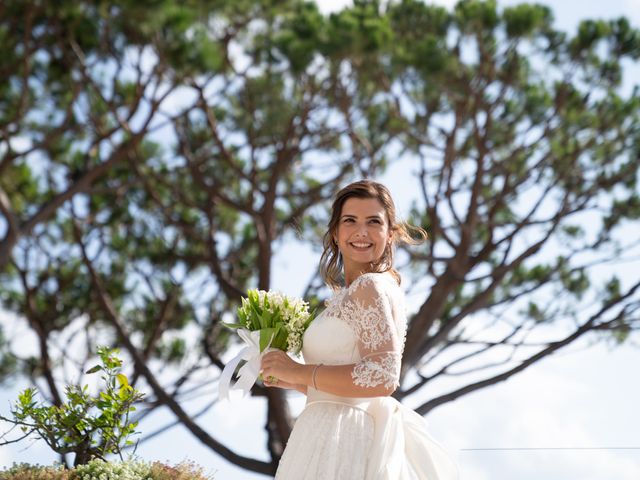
[319,180,427,289]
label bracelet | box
[312,363,323,390]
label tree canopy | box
[1,0,639,473]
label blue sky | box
[2,1,640,479]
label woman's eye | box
[344,218,354,223]
[369,219,381,224]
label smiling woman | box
[259,180,458,479]
[320,180,427,290]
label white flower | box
[233,289,312,353]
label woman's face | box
[334,197,392,272]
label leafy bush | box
[148,461,214,480]
[0,459,215,480]
[0,463,71,480]
[0,347,144,466]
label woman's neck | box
[344,266,385,288]
[344,269,368,288]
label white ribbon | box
[218,329,271,401]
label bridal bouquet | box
[218,289,313,400]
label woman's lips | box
[349,242,373,251]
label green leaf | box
[259,328,277,352]
[221,321,245,330]
[259,309,272,329]
[116,373,129,389]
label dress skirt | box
[275,395,458,480]
[275,401,374,480]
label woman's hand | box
[263,376,308,394]
[260,350,306,391]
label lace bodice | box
[302,272,407,391]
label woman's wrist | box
[311,363,323,390]
[295,363,315,387]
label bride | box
[260,180,459,479]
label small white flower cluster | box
[74,459,152,480]
[281,294,311,354]
[237,289,311,354]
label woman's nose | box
[355,224,369,236]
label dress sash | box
[365,397,459,480]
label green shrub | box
[0,347,144,466]
[148,461,214,480]
[0,463,70,480]
[0,459,215,480]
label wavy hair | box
[319,180,427,289]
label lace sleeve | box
[341,275,401,390]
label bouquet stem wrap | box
[218,329,268,400]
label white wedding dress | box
[275,272,459,480]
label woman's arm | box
[294,361,396,397]
[261,350,397,398]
